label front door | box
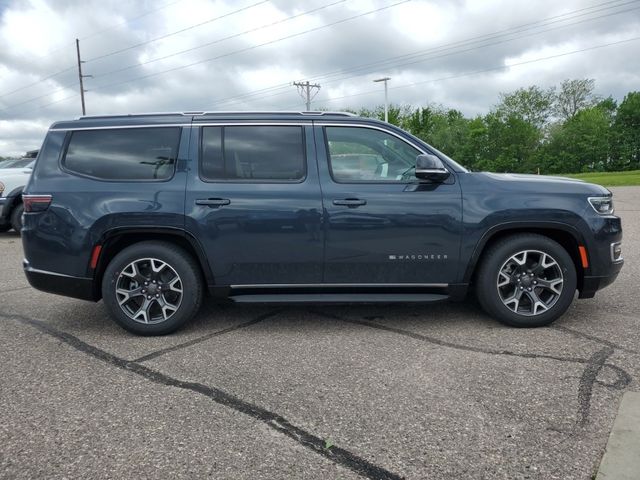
[185,122,323,286]
[315,123,462,285]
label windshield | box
[0,158,33,168]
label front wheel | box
[10,203,24,234]
[475,234,577,327]
[102,241,203,335]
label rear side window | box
[201,126,305,181]
[63,127,181,181]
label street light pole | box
[373,77,391,123]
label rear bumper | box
[23,259,97,301]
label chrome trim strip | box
[193,122,311,126]
[315,122,430,156]
[24,264,91,280]
[77,111,355,120]
[50,124,190,131]
[230,283,448,289]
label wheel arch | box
[464,223,587,292]
[92,228,213,300]
[0,186,24,221]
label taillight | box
[23,194,52,212]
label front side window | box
[63,127,181,180]
[325,126,421,183]
[201,125,305,181]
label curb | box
[596,391,640,480]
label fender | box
[461,220,589,284]
[93,226,214,285]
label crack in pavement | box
[310,309,633,428]
[1,311,403,480]
[133,310,282,363]
[577,347,614,427]
[552,325,640,356]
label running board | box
[229,293,449,304]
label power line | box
[0,0,190,98]
[215,2,640,105]
[90,0,346,80]
[85,0,412,94]
[4,0,636,115]
[84,0,270,64]
[209,0,640,107]
[307,36,640,109]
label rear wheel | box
[10,203,24,234]
[102,241,203,335]
[0,224,10,233]
[476,234,577,327]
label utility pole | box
[75,38,92,116]
[373,77,391,123]
[293,80,321,111]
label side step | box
[229,293,449,304]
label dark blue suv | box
[22,112,623,335]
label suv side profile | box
[22,112,623,335]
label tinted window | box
[325,127,421,182]
[201,126,305,181]
[64,127,181,180]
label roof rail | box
[78,110,357,120]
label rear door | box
[185,121,323,286]
[315,122,463,285]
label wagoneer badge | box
[389,254,448,261]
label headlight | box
[588,196,614,215]
[0,181,4,196]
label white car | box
[0,160,34,233]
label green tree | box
[555,78,600,120]
[496,85,555,128]
[611,91,640,170]
[541,105,612,173]
[401,106,471,165]
[476,112,541,173]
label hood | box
[0,167,32,176]
[478,172,610,196]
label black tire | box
[10,203,24,234]
[102,241,203,335]
[0,224,10,233]
[475,234,577,327]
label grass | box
[559,170,640,187]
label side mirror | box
[415,154,450,183]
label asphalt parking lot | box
[1,187,638,480]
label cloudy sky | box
[0,0,639,156]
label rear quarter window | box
[62,127,181,181]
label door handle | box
[195,198,231,207]
[333,198,367,208]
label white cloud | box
[0,0,639,156]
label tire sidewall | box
[477,235,577,327]
[102,242,202,335]
[10,203,24,233]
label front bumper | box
[577,214,624,298]
[23,259,97,301]
[578,264,623,298]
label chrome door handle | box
[333,198,366,208]
[195,198,231,207]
